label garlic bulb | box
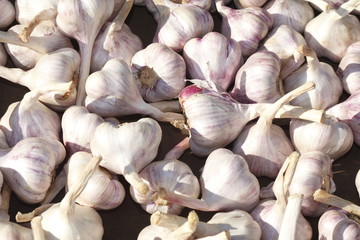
[337,41,360,94]
[258,24,306,79]
[182,32,242,91]
[304,0,360,63]
[131,42,186,102]
[85,58,184,122]
[289,117,353,160]
[263,0,314,33]
[152,0,214,52]
[65,151,126,210]
[229,50,282,103]
[14,0,58,24]
[0,43,7,66]
[216,0,273,57]
[233,0,267,8]
[158,148,260,212]
[90,118,162,195]
[0,0,15,29]
[5,21,73,70]
[0,137,66,204]
[283,45,343,110]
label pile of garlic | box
[0,0,360,239]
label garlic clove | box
[0,0,15,29]
[131,42,186,102]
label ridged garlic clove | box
[183,32,242,91]
[0,0,15,29]
[131,42,186,102]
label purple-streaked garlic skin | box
[0,43,7,66]
[0,137,66,204]
[66,151,126,210]
[232,122,294,178]
[216,2,273,57]
[289,118,353,160]
[153,1,214,52]
[5,21,73,70]
[91,23,143,72]
[263,0,314,33]
[326,92,360,146]
[131,43,186,102]
[14,0,58,24]
[318,207,360,240]
[258,24,306,79]
[0,0,15,29]
[337,41,360,94]
[287,151,335,217]
[61,105,105,156]
[130,158,200,215]
[229,50,282,103]
[183,32,242,91]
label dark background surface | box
[0,3,359,240]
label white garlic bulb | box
[233,0,267,8]
[14,0,58,24]
[0,0,15,29]
[131,42,186,102]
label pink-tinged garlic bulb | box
[0,0,15,29]
[0,44,7,66]
[5,21,73,70]
[158,148,260,212]
[337,41,360,94]
[183,32,242,91]
[258,24,306,79]
[263,0,314,33]
[283,45,343,110]
[131,43,186,102]
[91,0,143,72]
[61,105,105,156]
[289,117,353,160]
[304,0,360,63]
[229,50,282,103]
[326,92,360,146]
[152,0,214,52]
[216,0,272,57]
[14,0,58,24]
[0,137,66,204]
[90,118,162,195]
[85,58,184,122]
[65,151,125,210]
[233,0,267,8]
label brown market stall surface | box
[0,3,359,240]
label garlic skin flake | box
[131,43,186,102]
[183,31,243,91]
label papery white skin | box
[66,151,125,210]
[216,0,273,57]
[86,58,184,122]
[90,118,162,194]
[229,50,282,103]
[62,105,105,156]
[138,225,177,240]
[136,0,212,14]
[5,21,73,70]
[318,207,360,240]
[233,0,267,8]
[196,231,230,240]
[264,0,314,33]
[283,45,343,110]
[326,92,360,146]
[0,221,34,240]
[131,42,186,102]
[152,0,214,52]
[0,44,7,66]
[304,0,360,63]
[289,118,353,160]
[0,0,15,29]
[337,41,360,94]
[183,32,242,91]
[258,24,306,79]
[14,0,58,24]
[0,137,66,204]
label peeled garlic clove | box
[62,105,105,156]
[66,151,125,210]
[259,24,306,79]
[337,41,360,94]
[289,117,353,160]
[86,58,184,122]
[229,50,282,103]
[283,45,343,110]
[0,0,15,29]
[304,0,360,63]
[0,137,66,204]
[152,0,214,52]
[263,0,314,33]
[131,42,186,102]
[183,32,242,91]
[90,118,162,195]
[216,0,273,57]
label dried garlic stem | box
[0,31,49,53]
[108,0,134,35]
[31,216,46,240]
[163,137,190,160]
[149,100,182,113]
[16,204,54,223]
[274,105,324,123]
[123,167,149,195]
[163,210,198,240]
